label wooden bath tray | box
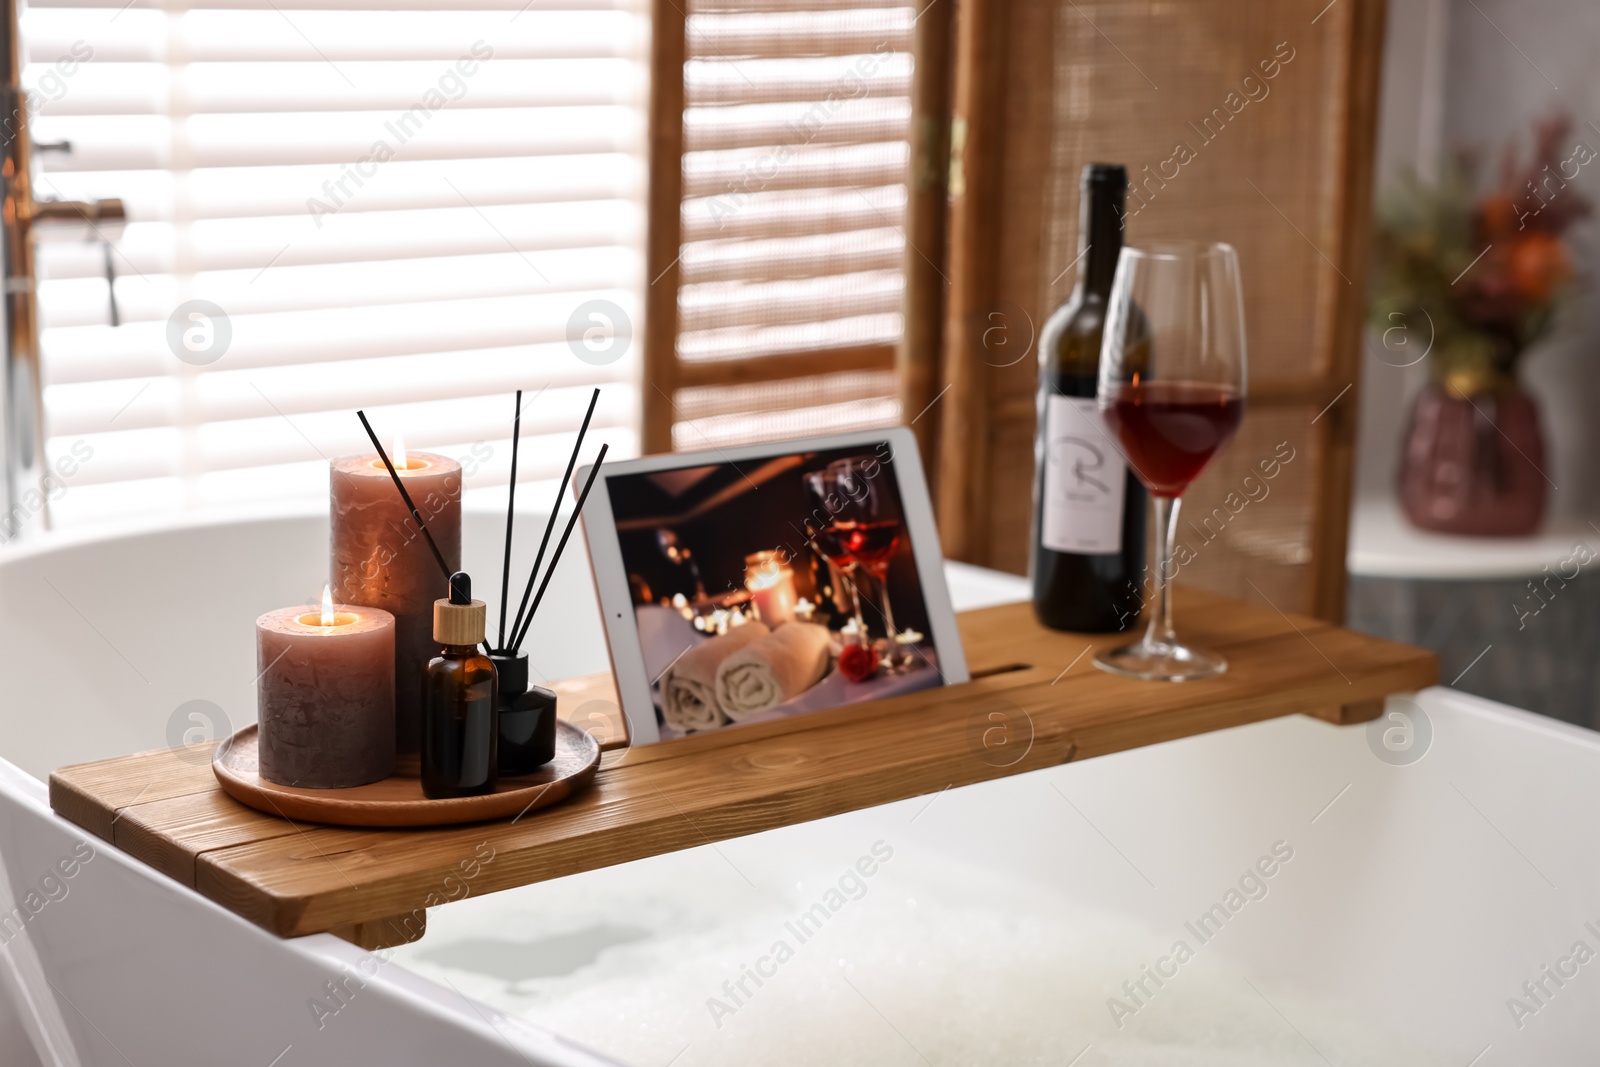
[212,721,603,828]
[49,590,1436,950]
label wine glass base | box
[1093,640,1227,682]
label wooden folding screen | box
[934,0,1386,621]
[643,0,947,455]
[646,0,1386,622]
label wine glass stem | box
[869,565,898,640]
[1142,494,1182,650]
[844,569,868,638]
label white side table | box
[1346,495,1600,727]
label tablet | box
[578,426,969,744]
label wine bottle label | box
[1041,395,1126,554]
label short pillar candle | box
[745,550,798,628]
[330,447,462,759]
[256,593,396,788]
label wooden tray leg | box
[329,911,426,951]
[1303,699,1385,726]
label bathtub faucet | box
[0,0,124,538]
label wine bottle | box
[1030,163,1147,632]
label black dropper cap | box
[449,571,472,605]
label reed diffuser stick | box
[498,389,523,649]
[511,442,608,653]
[355,410,452,583]
[507,387,599,645]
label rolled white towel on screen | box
[660,621,771,733]
[636,604,698,677]
[715,622,833,720]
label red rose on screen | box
[839,642,879,683]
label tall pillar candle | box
[256,594,395,788]
[331,449,462,761]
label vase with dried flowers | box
[1369,112,1591,536]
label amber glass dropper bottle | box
[422,571,499,799]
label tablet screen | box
[603,441,950,738]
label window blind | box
[23,0,648,528]
[650,0,915,451]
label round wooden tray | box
[213,720,602,827]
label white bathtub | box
[0,509,1596,1065]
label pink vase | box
[1398,383,1547,536]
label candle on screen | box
[744,551,797,628]
[330,442,462,762]
[256,586,395,788]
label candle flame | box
[746,559,788,592]
[321,584,336,626]
[394,434,407,471]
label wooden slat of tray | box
[49,743,218,842]
[112,788,312,886]
[50,590,1436,940]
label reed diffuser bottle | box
[423,572,498,799]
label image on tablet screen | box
[604,441,947,738]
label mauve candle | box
[256,590,395,788]
[330,446,462,761]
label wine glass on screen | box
[1094,242,1246,681]
[803,458,910,666]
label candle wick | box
[356,410,453,584]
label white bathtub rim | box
[0,755,624,1067]
[0,500,326,565]
[1410,682,1600,746]
[0,499,587,568]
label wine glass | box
[803,457,910,664]
[1094,242,1247,681]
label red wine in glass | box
[812,530,855,570]
[827,519,902,569]
[1093,241,1248,682]
[803,457,908,664]
[1107,381,1244,497]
